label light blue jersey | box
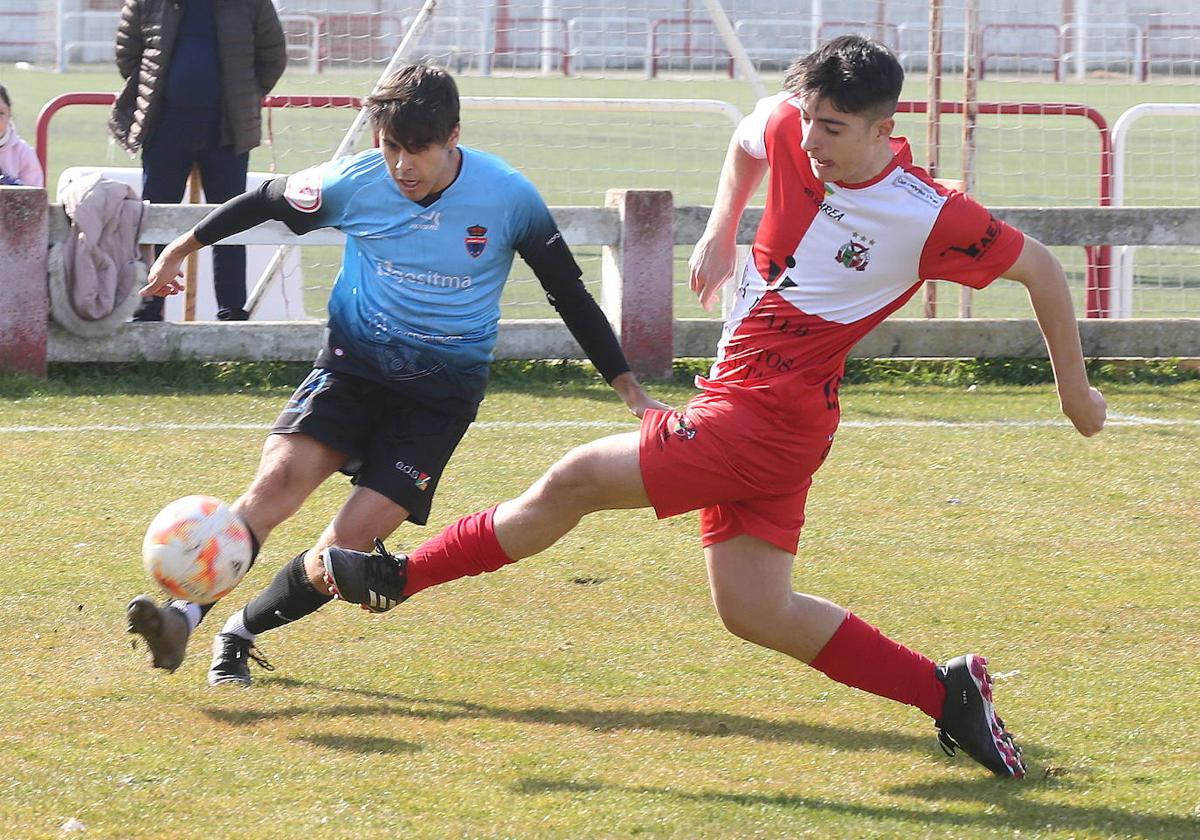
[285,146,560,381]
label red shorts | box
[638,391,836,554]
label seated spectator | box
[0,83,44,188]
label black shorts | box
[271,368,472,525]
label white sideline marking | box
[1106,412,1200,426]
[0,417,1197,434]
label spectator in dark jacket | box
[109,0,287,321]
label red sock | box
[402,506,515,597]
[809,612,946,719]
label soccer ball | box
[142,495,252,604]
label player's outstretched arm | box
[139,177,318,299]
[522,220,670,418]
[689,137,768,311]
[140,231,203,298]
[536,271,670,418]
[1002,235,1107,436]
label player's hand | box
[139,232,205,297]
[688,231,738,312]
[139,248,188,297]
[1061,386,1107,436]
[625,391,672,419]
[611,372,671,419]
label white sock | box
[220,608,256,642]
[168,600,204,633]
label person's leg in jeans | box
[197,143,250,320]
[136,118,195,321]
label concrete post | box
[601,189,674,380]
[0,187,50,377]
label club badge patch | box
[671,412,697,440]
[465,224,488,258]
[835,232,875,271]
[283,166,323,213]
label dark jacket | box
[108,0,287,155]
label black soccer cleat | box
[321,539,409,614]
[126,595,190,673]
[935,654,1027,778]
[207,633,274,687]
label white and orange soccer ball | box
[142,495,252,604]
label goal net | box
[28,0,1200,319]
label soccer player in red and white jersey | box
[316,36,1107,778]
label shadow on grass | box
[512,776,1198,839]
[200,676,1054,761]
[0,360,693,400]
[6,360,1196,400]
[291,733,421,755]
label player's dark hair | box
[0,83,11,109]
[365,64,460,149]
[783,35,903,119]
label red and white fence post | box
[0,186,49,377]
[601,189,674,380]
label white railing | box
[401,14,487,68]
[1062,22,1143,80]
[278,14,321,75]
[56,10,119,71]
[56,10,322,73]
[895,22,967,72]
[1111,102,1200,318]
[565,16,650,72]
[732,19,813,67]
[463,94,742,124]
[5,193,1197,376]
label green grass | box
[11,64,1199,319]
[0,367,1197,838]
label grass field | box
[0,365,1197,838]
[10,64,1200,319]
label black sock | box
[242,551,332,636]
[248,527,261,565]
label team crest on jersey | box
[465,224,488,258]
[283,166,323,213]
[671,412,697,440]
[835,232,875,271]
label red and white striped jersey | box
[701,92,1025,420]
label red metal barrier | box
[978,24,1063,81]
[1141,24,1200,81]
[35,92,365,180]
[649,18,732,78]
[898,99,1112,317]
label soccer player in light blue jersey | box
[127,64,666,684]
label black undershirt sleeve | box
[519,230,632,384]
[193,177,328,245]
[196,180,633,383]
